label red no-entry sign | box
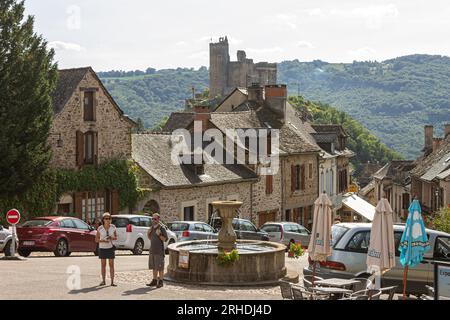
[6,209,21,225]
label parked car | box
[111,215,177,255]
[167,221,217,242]
[303,222,450,296]
[211,217,270,241]
[260,222,311,249]
[0,224,18,256]
[16,217,97,257]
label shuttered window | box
[83,91,96,121]
[266,175,273,195]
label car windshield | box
[167,223,189,231]
[21,219,53,227]
[331,225,349,247]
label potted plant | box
[216,249,240,266]
[288,242,305,259]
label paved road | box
[0,252,307,300]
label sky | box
[25,0,450,71]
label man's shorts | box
[148,253,165,271]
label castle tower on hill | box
[209,36,277,98]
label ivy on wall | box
[0,159,147,224]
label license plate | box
[23,241,35,246]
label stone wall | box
[252,169,282,220]
[135,169,254,223]
[49,69,133,169]
[282,154,319,210]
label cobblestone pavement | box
[0,251,307,300]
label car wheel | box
[132,239,144,255]
[3,240,11,256]
[165,239,175,254]
[18,249,31,257]
[54,239,69,257]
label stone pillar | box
[212,200,242,251]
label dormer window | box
[83,91,96,121]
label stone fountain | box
[166,200,286,285]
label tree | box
[133,118,145,133]
[0,0,58,198]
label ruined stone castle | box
[209,36,277,98]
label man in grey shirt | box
[147,213,168,288]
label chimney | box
[424,125,433,155]
[193,105,210,133]
[445,124,450,138]
[247,83,264,104]
[265,84,287,122]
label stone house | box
[310,124,355,217]
[372,160,415,221]
[164,84,326,230]
[49,67,135,221]
[131,133,258,222]
[410,125,450,214]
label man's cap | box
[102,212,111,219]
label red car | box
[16,217,97,257]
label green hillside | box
[99,54,450,159]
[289,96,402,176]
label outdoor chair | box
[339,295,369,300]
[351,289,382,300]
[350,277,373,292]
[379,286,398,300]
[279,280,293,300]
[291,285,325,300]
[303,275,324,289]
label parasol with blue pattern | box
[399,199,431,297]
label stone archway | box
[143,199,160,214]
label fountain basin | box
[166,240,287,285]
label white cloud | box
[48,41,84,52]
[188,51,208,60]
[331,4,399,29]
[297,41,315,49]
[348,46,377,60]
[175,41,188,47]
[304,8,325,17]
[273,14,298,29]
[246,47,284,54]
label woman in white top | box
[95,212,118,286]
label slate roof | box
[311,133,338,144]
[373,160,415,185]
[209,103,321,154]
[420,151,450,182]
[411,134,450,178]
[163,112,194,132]
[132,133,258,188]
[52,67,90,114]
[52,67,136,125]
[312,124,349,137]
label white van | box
[111,215,177,255]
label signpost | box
[6,209,20,257]
[434,261,450,300]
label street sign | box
[6,209,21,225]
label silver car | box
[303,223,450,295]
[0,225,18,256]
[260,222,311,249]
[167,221,217,242]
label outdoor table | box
[314,278,360,289]
[311,286,353,300]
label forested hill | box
[99,54,450,159]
